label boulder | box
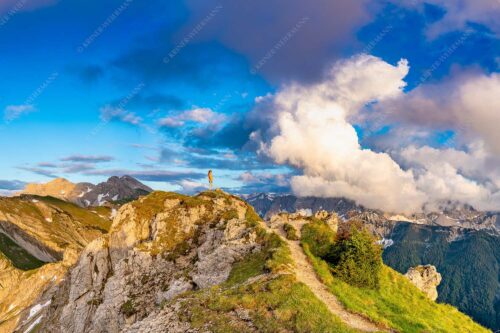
[405,265,442,301]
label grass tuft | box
[283,223,299,241]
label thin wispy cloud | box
[17,166,58,178]
[0,179,26,190]
[83,169,206,182]
[60,155,114,163]
[4,104,35,122]
[100,105,143,126]
[158,107,226,128]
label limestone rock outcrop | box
[22,191,260,333]
[404,265,442,301]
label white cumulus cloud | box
[256,54,500,213]
[376,71,500,155]
[259,54,426,213]
[399,143,500,211]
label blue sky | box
[0,0,499,203]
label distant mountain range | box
[18,176,152,207]
[244,193,500,234]
[245,192,500,331]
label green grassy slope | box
[34,195,112,232]
[383,223,500,330]
[301,220,490,333]
[161,200,362,333]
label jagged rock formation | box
[270,209,340,235]
[0,196,111,262]
[18,176,152,207]
[404,265,442,301]
[21,191,260,333]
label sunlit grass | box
[303,244,490,333]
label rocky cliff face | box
[404,265,442,301]
[19,176,152,208]
[20,191,261,333]
[0,196,109,332]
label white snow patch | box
[27,300,51,321]
[31,199,39,203]
[45,218,52,223]
[96,194,108,206]
[112,194,119,201]
[111,208,117,219]
[24,315,43,333]
[78,191,85,198]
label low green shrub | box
[327,223,382,289]
[283,223,299,241]
[120,299,137,316]
[302,219,381,289]
[300,219,336,258]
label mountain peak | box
[19,176,152,207]
[48,177,72,184]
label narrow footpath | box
[266,219,390,333]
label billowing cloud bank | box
[256,54,500,213]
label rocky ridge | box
[18,191,261,333]
[18,176,152,208]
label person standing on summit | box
[208,170,213,190]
